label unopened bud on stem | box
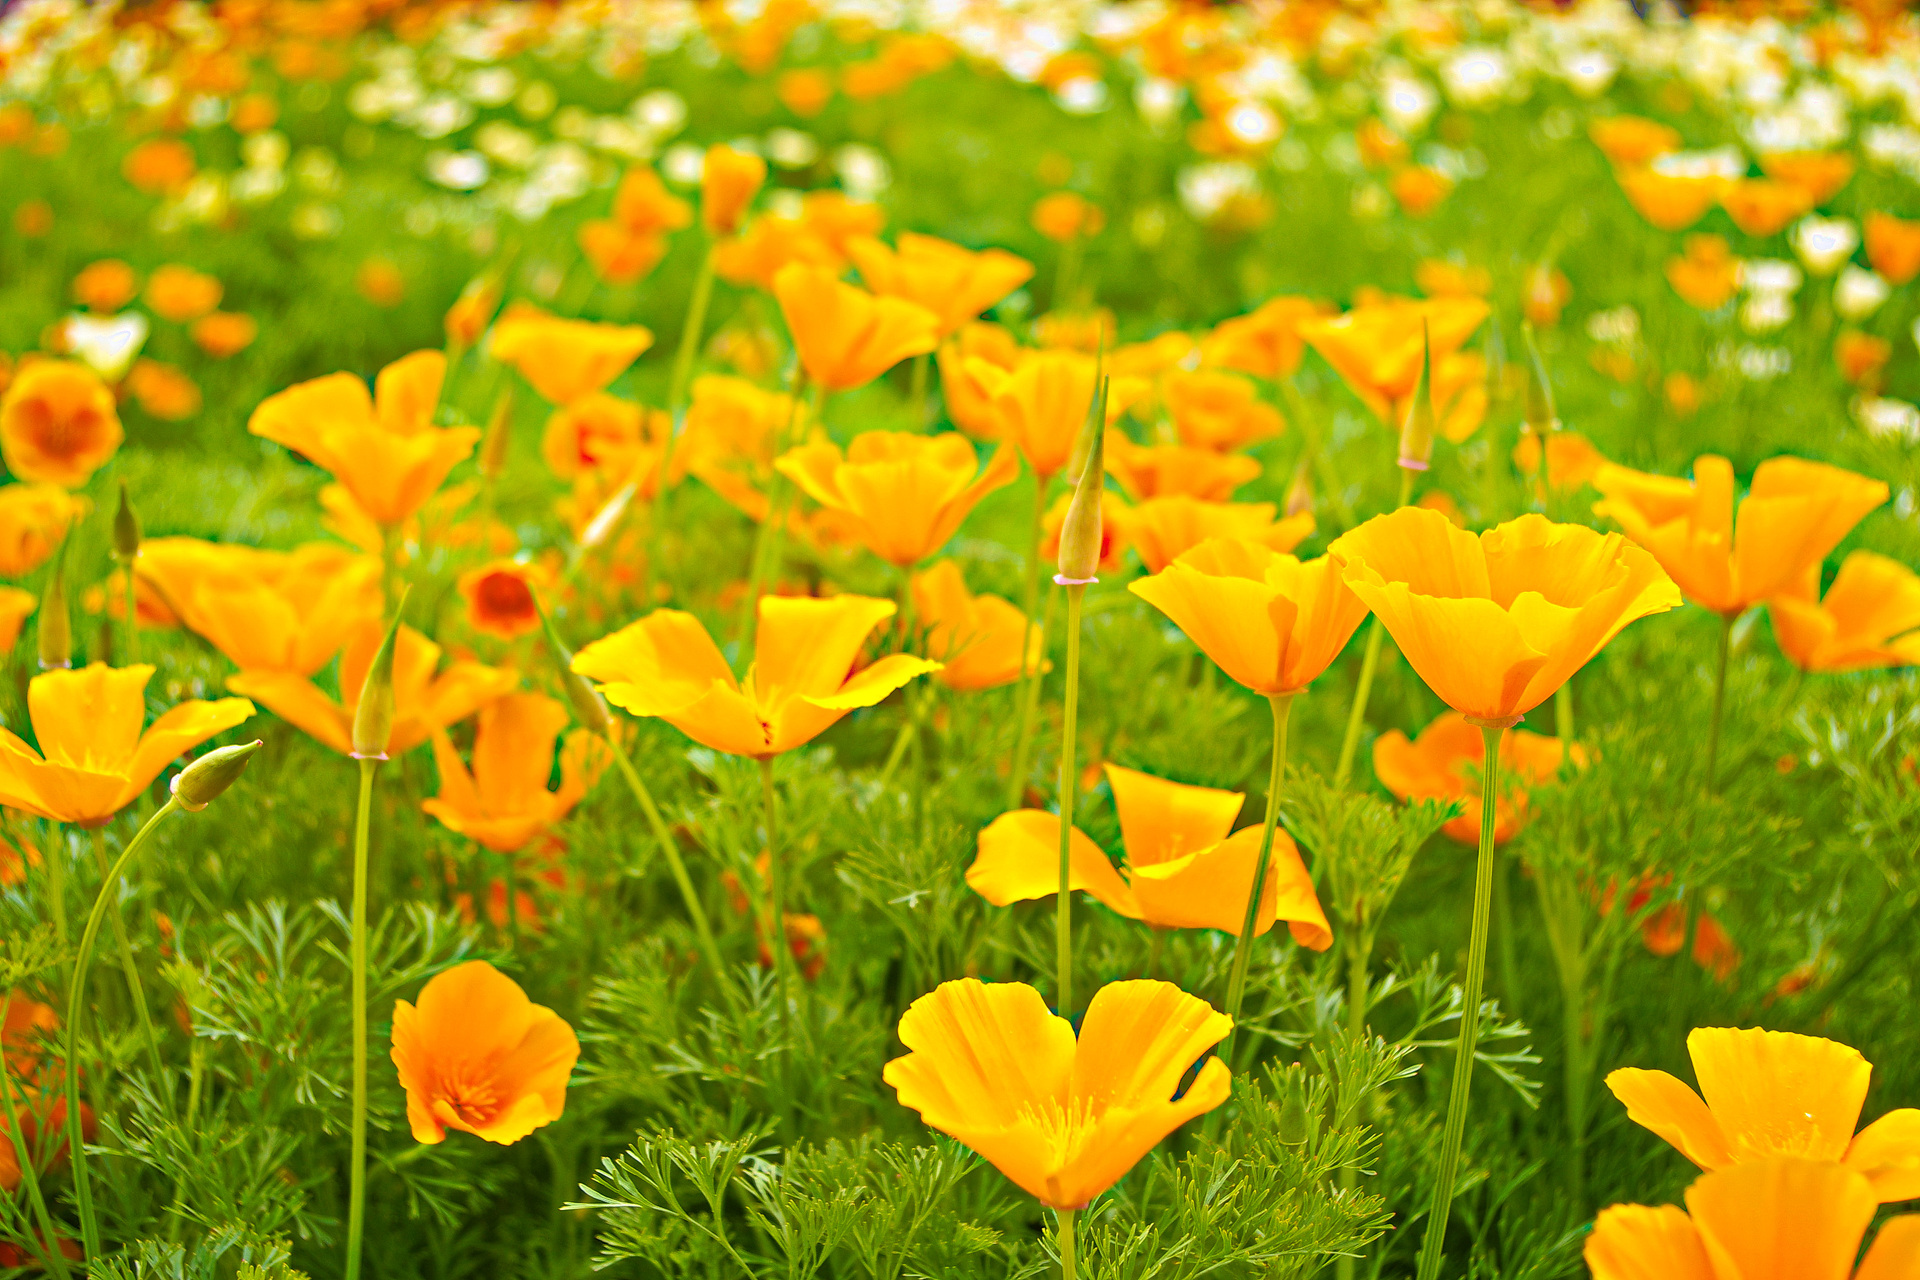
[351,593,409,760]
[1523,322,1559,435]
[537,593,616,738]
[1055,377,1109,584]
[1397,322,1436,472]
[171,740,263,811]
[113,479,142,563]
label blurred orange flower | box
[1415,260,1493,298]
[1199,296,1327,381]
[1836,330,1892,388]
[1374,711,1582,844]
[1512,430,1608,493]
[1522,262,1573,328]
[799,191,885,256]
[1031,191,1104,242]
[1719,179,1816,237]
[939,322,1025,440]
[713,214,841,290]
[1767,551,1920,673]
[457,560,549,640]
[445,275,503,348]
[973,349,1139,482]
[488,304,655,404]
[151,539,380,676]
[1162,369,1285,452]
[1104,433,1259,502]
[777,68,834,116]
[122,137,197,194]
[701,144,767,238]
[680,374,806,520]
[1666,235,1741,310]
[540,394,669,481]
[847,233,1033,338]
[144,265,222,322]
[1589,116,1681,168]
[355,258,406,308]
[1122,497,1313,574]
[191,311,258,359]
[72,260,137,312]
[0,359,124,488]
[423,694,606,853]
[1617,169,1722,232]
[125,359,201,421]
[1389,165,1452,217]
[0,484,87,576]
[911,559,1043,693]
[1758,150,1855,205]
[611,166,692,236]
[1865,211,1920,286]
[0,587,34,653]
[776,431,1017,567]
[1299,297,1487,428]
[772,263,940,391]
[578,221,669,286]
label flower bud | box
[537,594,615,738]
[1396,323,1435,472]
[351,608,406,760]
[478,387,514,481]
[1523,322,1559,435]
[113,479,142,563]
[37,544,70,670]
[170,740,263,811]
[581,481,637,552]
[1283,457,1314,520]
[1055,378,1108,584]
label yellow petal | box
[1102,764,1243,867]
[1847,1108,1920,1203]
[1688,1026,1867,1163]
[117,697,256,810]
[1686,1158,1876,1280]
[1584,1204,1713,1280]
[29,662,150,769]
[1856,1217,1920,1280]
[884,978,1076,1135]
[967,810,1140,918]
[227,671,354,756]
[1605,1067,1736,1169]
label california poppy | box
[681,374,805,520]
[1129,537,1368,696]
[1511,431,1608,494]
[578,222,669,286]
[1200,296,1329,381]
[609,166,692,236]
[1590,116,1681,168]
[976,349,1142,482]
[1759,149,1855,204]
[1373,711,1582,845]
[0,663,253,828]
[0,587,33,653]
[1104,433,1259,502]
[1865,211,1920,286]
[1586,1159,1920,1280]
[72,260,137,313]
[775,431,1017,567]
[1606,1027,1920,1202]
[1767,551,1920,673]
[771,263,940,392]
[846,232,1034,338]
[0,483,87,577]
[1836,331,1892,389]
[229,621,517,758]
[968,763,1332,944]
[191,311,257,359]
[1160,370,1285,452]
[1298,297,1488,428]
[701,144,766,238]
[1591,455,1887,617]
[1720,179,1817,238]
[1122,498,1314,575]
[144,265,222,323]
[1331,509,1681,725]
[1617,168,1723,232]
[884,977,1229,1208]
[125,359,201,422]
[445,275,502,348]
[248,351,480,529]
[154,540,382,676]
[423,694,606,854]
[391,960,579,1145]
[0,359,124,489]
[1031,192,1104,242]
[713,214,841,291]
[540,394,672,482]
[911,559,1044,693]
[1666,235,1742,310]
[456,560,549,640]
[940,323,1025,440]
[488,304,655,405]
[572,594,939,759]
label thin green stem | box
[1055,584,1086,1015]
[761,757,793,1127]
[1056,1206,1077,1280]
[1280,378,1355,530]
[735,378,817,657]
[91,826,165,1092]
[1006,482,1052,811]
[64,797,181,1262]
[642,244,720,609]
[344,757,377,1280]
[1414,722,1506,1280]
[121,558,140,665]
[1705,612,1734,797]
[1333,622,1385,790]
[1222,694,1295,1025]
[2,1054,72,1280]
[43,823,65,947]
[1554,681,1574,743]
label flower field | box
[5,0,1920,1276]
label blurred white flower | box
[291,147,342,195]
[289,202,343,240]
[1741,258,1803,295]
[409,93,474,140]
[517,81,557,121]
[1739,292,1794,334]
[632,89,687,136]
[61,312,148,382]
[662,142,705,186]
[230,166,286,204]
[835,144,891,199]
[1056,77,1108,115]
[1178,161,1260,220]
[476,121,538,168]
[1586,305,1640,345]
[465,67,517,107]
[1133,77,1184,127]
[425,149,490,191]
[1653,146,1745,181]
[1834,266,1891,321]
[1561,48,1618,97]
[1733,344,1792,379]
[1790,216,1859,276]
[766,128,818,169]
[1379,73,1438,134]
[241,131,289,171]
[1854,394,1920,443]
[1442,47,1513,107]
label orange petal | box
[1605,1067,1736,1169]
[1847,1108,1920,1203]
[1688,1027,1867,1164]
[1102,763,1242,867]
[1584,1204,1713,1280]
[967,810,1141,918]
[1686,1158,1876,1280]
[227,671,354,756]
[883,977,1076,1138]
[1856,1216,1920,1280]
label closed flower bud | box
[170,739,263,811]
[113,478,142,562]
[537,595,615,738]
[1055,381,1109,584]
[38,544,70,670]
[1523,322,1559,435]
[351,609,406,759]
[1397,323,1436,471]
[478,387,514,481]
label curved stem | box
[43,822,66,947]
[1055,584,1086,1015]
[1222,694,1295,1025]
[1333,622,1385,790]
[90,826,166,1093]
[642,244,720,609]
[344,757,377,1280]
[1414,723,1505,1280]
[64,798,181,1262]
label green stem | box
[1280,378,1355,530]
[43,823,66,946]
[504,854,520,949]
[90,826,166,1092]
[1333,622,1385,791]
[344,757,377,1280]
[735,378,818,658]
[1705,613,1733,797]
[1055,584,1086,1015]
[64,798,181,1262]
[1414,722,1506,1280]
[761,757,793,1127]
[1222,693,1295,1025]
[1006,482,1052,811]
[121,558,140,665]
[2,1053,72,1280]
[643,244,719,610]
[1555,681,1574,743]
[1056,1206,1077,1280]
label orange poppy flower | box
[1511,430,1608,493]
[772,263,939,392]
[153,540,382,676]
[1865,211,1920,286]
[1591,455,1887,617]
[972,349,1142,482]
[1373,711,1581,844]
[1104,432,1260,502]
[356,258,406,308]
[847,232,1034,338]
[391,960,578,1145]
[144,265,222,323]
[1636,898,1741,982]
[1298,297,1488,427]
[1606,1027,1920,1203]
[1758,150,1855,205]
[423,694,606,854]
[1720,179,1816,237]
[1332,509,1681,724]
[1586,1159,1920,1280]
[775,431,1017,567]
[540,393,670,481]
[1617,168,1723,232]
[445,275,503,348]
[191,311,257,359]
[0,587,34,653]
[0,663,254,828]
[0,359,124,488]
[1666,234,1742,310]
[248,351,479,529]
[487,303,655,405]
[939,322,1025,440]
[1122,498,1313,575]
[72,259,137,312]
[1032,308,1117,353]
[701,144,767,238]
[571,594,939,759]
[1766,551,1920,673]
[1589,115,1681,168]
[884,977,1230,1208]
[1160,370,1284,452]
[1130,537,1366,695]
[1031,191,1104,242]
[229,621,517,758]
[457,560,550,640]
[126,359,201,421]
[1199,296,1328,381]
[1112,333,1196,384]
[0,483,87,576]
[578,222,669,286]
[122,137,196,194]
[910,559,1044,693]
[1836,330,1892,388]
[968,763,1332,945]
[712,215,841,290]
[1389,165,1452,217]
[1415,260,1493,298]
[610,166,692,236]
[1522,262,1573,328]
[799,192,886,256]
[680,374,806,520]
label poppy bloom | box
[1031,192,1104,242]
[975,350,1143,483]
[1836,331,1892,389]
[1331,509,1681,725]
[72,260,137,313]
[713,215,842,291]
[0,664,254,828]
[1865,212,1920,286]
[1606,1027,1920,1203]
[1415,261,1493,298]
[144,265,222,322]
[248,351,480,529]
[1373,711,1582,845]
[229,621,517,758]
[1522,263,1573,328]
[122,137,196,193]
[1104,433,1260,502]
[1586,1159,1920,1280]
[1589,116,1681,167]
[190,311,257,359]
[1298,297,1488,428]
[572,594,939,759]
[1665,235,1742,310]
[0,359,124,489]
[1160,370,1285,453]
[1121,498,1314,574]
[968,763,1332,944]
[884,977,1230,1209]
[445,275,503,348]
[846,232,1034,338]
[488,304,655,405]
[423,694,607,854]
[701,144,767,238]
[355,258,406,308]
[680,375,806,520]
[0,483,87,576]
[125,359,201,421]
[457,560,549,640]
[1766,551,1920,673]
[775,431,1017,567]
[1759,149,1855,205]
[1200,296,1328,381]
[1511,431,1608,494]
[391,960,579,1146]
[1616,169,1723,232]
[910,559,1044,693]
[156,540,382,676]
[1720,179,1816,238]
[1130,538,1367,695]
[578,222,669,286]
[0,587,33,653]
[1390,164,1452,216]
[771,263,940,392]
[540,394,672,482]
[1591,455,1887,618]
[940,323,1025,440]
[1636,896,1742,982]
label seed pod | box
[171,740,263,811]
[38,544,71,670]
[1397,322,1436,472]
[113,479,142,563]
[537,594,615,738]
[351,610,405,760]
[1055,378,1109,584]
[1523,322,1559,435]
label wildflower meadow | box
[3,1,1920,1276]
